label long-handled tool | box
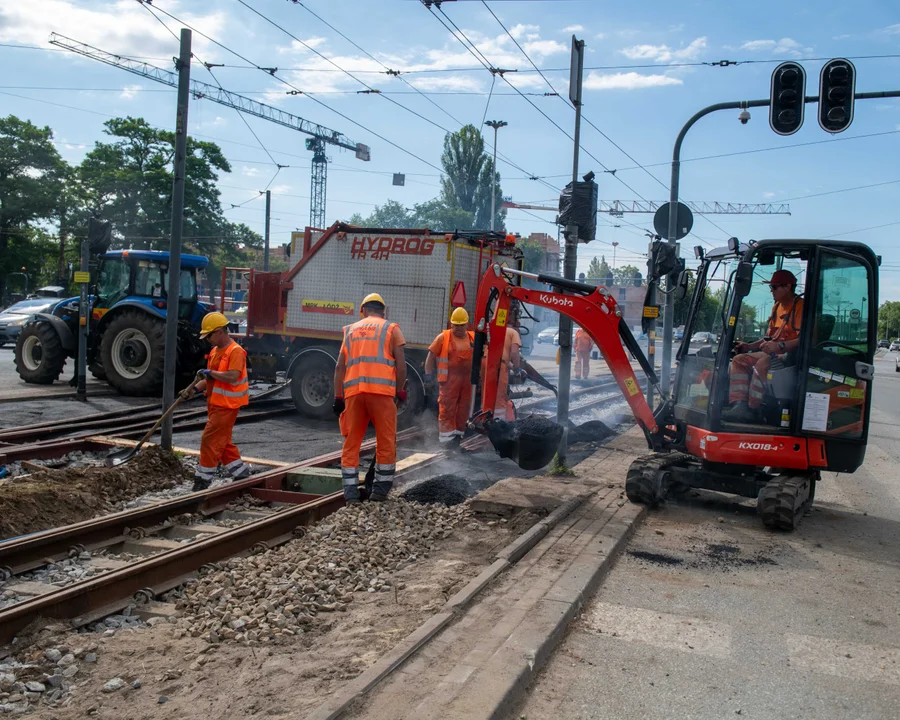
[105,373,205,467]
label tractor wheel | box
[100,311,166,396]
[89,360,107,382]
[290,351,337,419]
[14,322,67,384]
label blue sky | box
[1,0,898,296]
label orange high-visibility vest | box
[574,328,593,352]
[206,341,249,409]
[341,316,399,398]
[767,297,804,343]
[435,329,475,383]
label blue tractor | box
[14,250,215,395]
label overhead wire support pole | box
[264,190,271,271]
[161,28,192,451]
[556,35,585,468]
[484,120,507,231]
[659,88,900,394]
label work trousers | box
[340,393,397,500]
[728,352,771,409]
[438,374,472,443]
[574,350,591,379]
[198,406,249,483]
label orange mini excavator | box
[471,238,879,530]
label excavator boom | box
[470,263,664,467]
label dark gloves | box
[332,397,345,417]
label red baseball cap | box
[764,269,797,287]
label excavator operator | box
[722,269,803,423]
[425,307,474,447]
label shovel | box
[105,374,205,467]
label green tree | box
[440,124,504,231]
[878,301,900,340]
[348,199,413,229]
[613,264,643,287]
[78,117,232,251]
[0,115,69,299]
[586,255,612,283]
[519,237,555,274]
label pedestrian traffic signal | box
[818,58,856,134]
[769,62,806,136]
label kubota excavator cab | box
[470,238,879,530]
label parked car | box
[675,325,685,341]
[878,339,889,348]
[537,327,558,344]
[891,340,900,352]
[690,331,717,344]
[0,298,57,346]
[896,353,900,373]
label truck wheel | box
[290,352,336,419]
[89,361,107,381]
[100,311,166,395]
[398,365,425,428]
[14,322,67,384]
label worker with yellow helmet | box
[333,293,407,502]
[181,311,251,491]
[425,307,475,446]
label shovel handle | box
[133,375,205,453]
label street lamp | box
[484,120,507,232]
[611,241,619,270]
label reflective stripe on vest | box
[436,329,475,383]
[341,316,398,397]
[207,341,250,408]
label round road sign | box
[653,201,694,240]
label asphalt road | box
[518,351,900,720]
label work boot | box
[192,477,211,492]
[722,401,759,424]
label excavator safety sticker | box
[496,309,508,327]
[624,377,639,396]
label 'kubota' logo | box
[738,442,776,451]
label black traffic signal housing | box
[769,61,807,136]
[818,58,856,134]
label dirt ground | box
[25,507,537,720]
[0,447,193,540]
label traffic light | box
[769,62,807,136]
[818,58,856,134]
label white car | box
[537,327,558,344]
[891,340,900,352]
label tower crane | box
[49,33,371,229]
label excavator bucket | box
[486,416,563,470]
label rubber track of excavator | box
[758,474,815,531]
[625,452,693,506]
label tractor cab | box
[95,250,209,326]
[674,238,878,473]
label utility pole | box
[612,241,619,270]
[484,120,507,232]
[556,35,585,466]
[264,189,271,271]
[161,28,192,451]
[76,225,91,401]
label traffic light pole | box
[161,29,192,451]
[659,89,900,394]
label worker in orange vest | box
[181,311,251,492]
[333,293,407,503]
[481,313,522,421]
[574,326,594,380]
[425,307,474,446]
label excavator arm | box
[471,263,664,443]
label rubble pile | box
[173,499,469,644]
[0,446,193,540]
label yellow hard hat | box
[360,292,386,315]
[199,311,229,338]
[450,307,469,325]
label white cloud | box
[739,38,810,57]
[120,84,142,100]
[763,191,776,199]
[0,0,226,60]
[583,71,682,90]
[562,25,584,33]
[595,33,607,40]
[510,24,540,40]
[523,39,567,56]
[882,24,900,35]
[406,74,483,92]
[620,37,707,63]
[241,166,260,177]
